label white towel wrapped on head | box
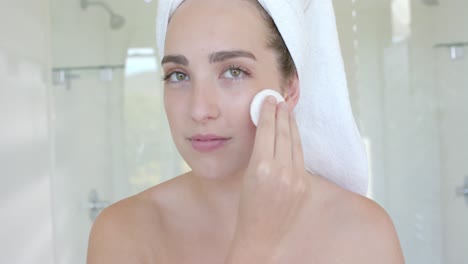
[156,0,369,195]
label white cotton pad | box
[250,89,285,127]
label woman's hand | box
[226,96,312,263]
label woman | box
[87,0,405,263]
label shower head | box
[422,0,439,6]
[81,0,126,30]
[110,14,126,30]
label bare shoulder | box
[86,194,159,263]
[319,179,405,263]
[86,186,170,264]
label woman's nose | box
[189,82,220,123]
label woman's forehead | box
[164,0,268,56]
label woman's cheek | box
[219,86,252,111]
[164,89,188,124]
[222,95,257,135]
[219,76,259,96]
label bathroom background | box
[0,0,467,263]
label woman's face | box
[162,0,285,179]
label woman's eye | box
[223,67,245,79]
[165,71,188,82]
[175,72,187,81]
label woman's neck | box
[189,169,245,228]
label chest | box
[154,220,233,264]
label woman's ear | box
[283,72,300,112]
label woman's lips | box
[189,134,231,153]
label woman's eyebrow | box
[161,50,256,66]
[209,50,257,63]
[161,55,189,66]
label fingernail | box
[266,96,277,105]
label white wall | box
[0,0,55,263]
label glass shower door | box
[434,41,468,263]
[49,1,186,263]
[333,0,468,263]
[51,65,125,263]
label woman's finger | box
[289,111,304,168]
[252,96,277,160]
[274,102,292,163]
